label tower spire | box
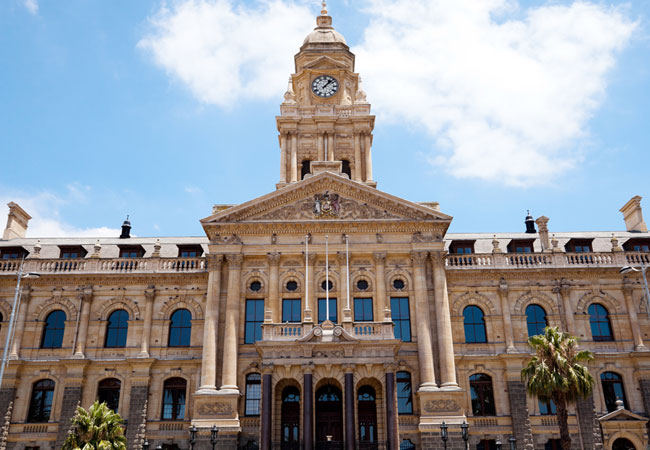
[321,1,327,16]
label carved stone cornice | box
[267,252,281,265]
[373,252,386,265]
[207,253,223,270]
[410,251,428,267]
[226,254,244,269]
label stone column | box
[290,133,298,183]
[385,369,398,450]
[137,286,155,358]
[220,254,243,392]
[345,370,355,450]
[554,282,576,335]
[268,253,281,323]
[261,371,273,450]
[74,287,93,358]
[303,369,314,450]
[280,134,288,183]
[374,252,389,321]
[126,381,150,449]
[339,252,352,322]
[506,379,534,450]
[328,133,335,161]
[318,133,325,161]
[623,280,646,350]
[431,252,458,388]
[199,255,223,391]
[55,361,88,449]
[497,280,516,352]
[9,287,31,359]
[353,133,362,181]
[411,251,437,390]
[639,378,650,415]
[576,395,603,450]
[305,254,316,323]
[364,134,373,181]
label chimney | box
[620,196,647,233]
[3,202,32,240]
[525,211,536,234]
[536,216,550,251]
[120,216,132,239]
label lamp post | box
[0,260,39,389]
[621,263,650,319]
[508,435,517,450]
[440,422,448,450]
[211,425,219,450]
[495,439,502,450]
[143,440,150,450]
[189,425,197,450]
[155,445,163,450]
[461,421,469,450]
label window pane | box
[245,300,264,344]
[464,306,487,343]
[318,298,337,323]
[396,372,413,414]
[354,298,373,322]
[282,299,301,323]
[245,374,262,416]
[169,309,192,347]
[526,305,547,337]
[391,297,411,342]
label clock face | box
[311,75,339,98]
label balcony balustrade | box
[261,321,395,341]
[446,251,649,270]
[0,257,206,274]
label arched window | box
[41,310,66,349]
[105,309,129,348]
[341,160,351,178]
[539,399,556,415]
[281,386,300,450]
[589,304,613,341]
[97,378,121,412]
[358,386,377,445]
[526,304,547,337]
[301,160,312,180]
[168,309,192,347]
[612,438,636,450]
[469,374,496,416]
[463,306,487,343]
[245,373,262,416]
[396,371,413,414]
[162,377,186,420]
[27,379,55,423]
[0,312,3,333]
[601,372,628,412]
[399,440,415,450]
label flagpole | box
[345,234,350,310]
[305,236,309,314]
[325,235,329,322]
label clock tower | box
[276,2,376,189]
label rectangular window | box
[354,298,374,322]
[0,247,27,260]
[507,240,535,253]
[565,239,593,253]
[245,374,262,416]
[282,299,302,323]
[391,297,411,342]
[119,246,144,258]
[59,246,87,259]
[245,299,264,344]
[539,399,556,415]
[477,440,497,450]
[177,245,203,257]
[318,298,337,323]
[449,240,475,254]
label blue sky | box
[1,0,648,238]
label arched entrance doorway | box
[281,386,300,450]
[315,384,343,450]
[613,438,636,450]
[357,386,378,450]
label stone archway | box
[315,384,343,450]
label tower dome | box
[302,1,347,45]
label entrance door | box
[613,438,636,450]
[281,386,300,450]
[358,386,378,450]
[315,385,343,450]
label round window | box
[393,279,405,290]
[250,281,262,292]
[286,281,298,291]
[321,280,334,291]
[356,279,369,291]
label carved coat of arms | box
[313,191,340,217]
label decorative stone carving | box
[226,254,244,268]
[410,251,428,267]
[313,191,340,217]
[422,400,460,413]
[197,402,234,416]
[412,232,434,243]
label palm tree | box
[62,401,127,450]
[521,326,594,450]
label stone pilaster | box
[374,252,390,321]
[9,287,31,359]
[261,371,273,450]
[411,251,437,390]
[554,280,575,335]
[506,381,534,450]
[55,385,83,448]
[385,368,398,450]
[576,394,603,450]
[199,254,223,392]
[344,370,355,450]
[364,133,373,181]
[73,286,93,358]
[126,384,150,449]
[139,286,155,358]
[353,133,362,181]
[290,133,298,182]
[221,253,243,392]
[305,253,316,323]
[640,379,650,415]
[338,252,352,322]
[498,280,516,353]
[268,253,281,323]
[0,388,16,430]
[623,279,646,350]
[431,252,457,388]
[280,133,288,183]
[303,368,314,450]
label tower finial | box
[321,1,327,16]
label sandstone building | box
[1,5,650,450]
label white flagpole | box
[305,236,309,314]
[325,235,329,322]
[345,234,350,310]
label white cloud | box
[138,0,314,108]
[355,0,636,185]
[184,185,203,195]
[0,191,120,239]
[23,0,38,14]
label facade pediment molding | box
[301,55,350,71]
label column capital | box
[552,279,571,296]
[337,251,347,264]
[144,286,156,302]
[226,253,243,269]
[623,277,635,296]
[383,363,398,372]
[308,253,317,264]
[373,252,387,264]
[342,364,356,372]
[261,363,275,375]
[429,250,447,267]
[410,251,428,267]
[76,286,93,302]
[498,278,509,294]
[302,364,314,374]
[267,252,281,265]
[207,253,223,270]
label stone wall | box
[575,395,603,450]
[420,431,467,450]
[126,385,150,449]
[0,388,15,426]
[54,386,83,449]
[507,381,535,450]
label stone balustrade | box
[446,251,649,270]
[0,257,206,274]
[262,321,395,341]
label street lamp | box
[496,439,502,450]
[211,425,219,450]
[155,445,163,450]
[509,435,517,450]
[621,264,650,319]
[189,425,197,450]
[461,421,469,450]
[440,421,448,450]
[143,440,150,450]
[0,261,39,389]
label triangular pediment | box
[599,408,648,422]
[302,55,349,71]
[201,172,451,227]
